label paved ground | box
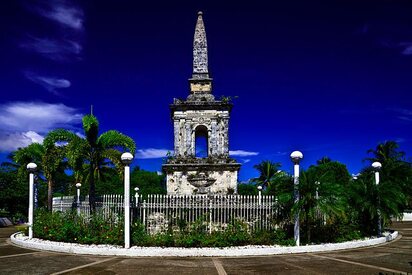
[0,222,411,275]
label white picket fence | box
[52,195,124,219]
[52,194,277,233]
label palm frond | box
[97,130,136,154]
[82,115,99,146]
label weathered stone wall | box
[166,170,238,195]
[173,109,230,157]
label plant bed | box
[10,230,399,257]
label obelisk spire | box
[193,11,209,78]
[188,11,213,99]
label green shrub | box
[15,224,29,235]
[131,218,294,247]
[33,208,123,245]
[32,210,360,247]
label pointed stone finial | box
[193,11,208,77]
[188,11,213,99]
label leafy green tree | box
[252,160,282,188]
[309,159,351,188]
[94,167,123,195]
[349,171,406,235]
[237,183,258,195]
[268,172,294,227]
[131,167,166,198]
[0,164,28,218]
[316,156,332,165]
[13,143,47,209]
[348,141,411,235]
[45,114,136,211]
[365,141,412,210]
[13,140,66,211]
[293,168,347,243]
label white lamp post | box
[76,183,82,215]
[257,185,263,205]
[134,187,140,207]
[27,162,37,239]
[372,161,382,236]
[290,150,303,246]
[121,152,133,249]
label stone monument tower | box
[162,12,241,195]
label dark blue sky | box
[0,0,411,180]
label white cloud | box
[400,42,412,55]
[28,0,84,31]
[76,132,85,138]
[25,72,71,94]
[136,148,173,159]
[43,4,83,30]
[0,131,44,152]
[229,150,259,157]
[20,37,82,62]
[0,102,82,152]
[395,138,405,143]
[241,159,251,164]
[390,108,412,122]
[0,102,82,133]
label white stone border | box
[10,231,398,257]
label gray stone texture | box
[162,12,240,195]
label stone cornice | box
[170,100,233,113]
[162,162,241,173]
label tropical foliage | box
[251,160,282,188]
[0,115,410,248]
[33,209,294,247]
[44,114,136,211]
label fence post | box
[142,199,146,228]
[209,196,212,234]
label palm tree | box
[252,160,282,188]
[13,142,65,211]
[366,141,405,164]
[316,156,332,165]
[349,172,406,235]
[45,114,136,211]
[292,169,346,243]
[365,141,412,211]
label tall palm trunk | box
[89,162,96,212]
[47,179,53,211]
[305,207,311,243]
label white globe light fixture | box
[290,151,303,163]
[290,150,303,247]
[121,152,134,165]
[26,162,37,239]
[372,162,382,170]
[26,162,37,172]
[121,152,134,249]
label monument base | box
[162,161,240,195]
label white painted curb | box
[10,231,398,257]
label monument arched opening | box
[194,125,208,158]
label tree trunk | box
[89,163,96,213]
[47,179,53,211]
[306,210,311,244]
